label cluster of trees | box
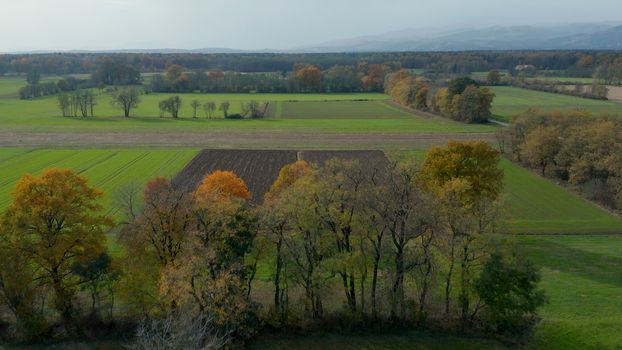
[91,58,141,86]
[18,82,59,100]
[0,142,546,346]
[58,90,97,117]
[499,110,622,209]
[510,79,608,100]
[386,71,495,124]
[148,62,397,93]
[156,96,267,119]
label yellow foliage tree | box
[265,160,312,202]
[1,169,111,329]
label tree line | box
[0,142,546,347]
[56,86,268,119]
[3,51,622,77]
[386,71,495,123]
[499,109,622,210]
[147,62,396,93]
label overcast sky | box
[1,0,620,51]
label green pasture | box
[509,235,622,349]
[280,100,415,119]
[490,86,622,121]
[500,160,622,234]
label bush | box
[475,252,546,335]
[225,113,243,119]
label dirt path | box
[0,131,496,148]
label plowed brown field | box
[173,149,390,203]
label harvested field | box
[299,150,390,169]
[174,149,298,203]
[173,149,392,203]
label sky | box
[0,0,621,52]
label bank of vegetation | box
[499,109,622,211]
[0,142,546,348]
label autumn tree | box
[294,64,322,92]
[487,70,502,85]
[260,161,312,316]
[119,177,195,311]
[195,170,251,205]
[160,170,258,339]
[0,169,111,331]
[112,86,141,117]
[421,141,503,323]
[521,126,562,176]
[165,64,184,81]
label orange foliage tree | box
[195,170,251,205]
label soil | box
[0,132,496,148]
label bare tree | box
[128,310,229,350]
[112,87,141,117]
[191,100,200,118]
[203,101,216,118]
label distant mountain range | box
[298,23,622,52]
[7,22,622,54]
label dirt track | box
[0,132,496,149]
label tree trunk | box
[274,236,283,309]
[445,238,456,315]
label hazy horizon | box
[1,0,621,52]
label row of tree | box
[499,109,622,209]
[147,62,397,93]
[3,51,621,77]
[58,90,97,117]
[55,86,268,119]
[0,142,546,347]
[386,72,495,123]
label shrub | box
[475,252,546,335]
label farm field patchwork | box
[2,148,619,235]
[490,86,622,122]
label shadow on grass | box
[513,237,622,288]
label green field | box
[0,91,493,134]
[500,160,622,234]
[0,148,198,218]
[510,235,622,349]
[280,100,413,119]
[490,86,622,122]
[526,76,596,84]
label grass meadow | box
[490,86,622,122]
